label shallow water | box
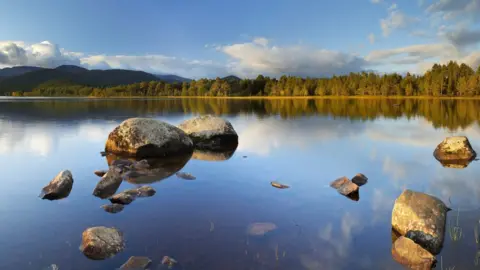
[0,98,480,269]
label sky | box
[0,0,480,79]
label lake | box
[1,97,480,270]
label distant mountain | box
[0,66,45,78]
[0,65,191,94]
[155,74,191,83]
[222,75,241,83]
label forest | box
[8,61,480,97]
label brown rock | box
[161,256,178,267]
[337,181,359,196]
[93,169,123,199]
[105,118,193,159]
[433,136,476,163]
[119,256,152,269]
[80,226,124,260]
[101,204,125,214]
[271,181,290,189]
[351,173,368,186]
[330,176,349,189]
[94,170,107,177]
[109,192,136,205]
[391,189,449,254]
[392,236,436,270]
[40,170,74,200]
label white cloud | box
[368,33,375,44]
[426,0,480,21]
[380,4,418,37]
[220,38,367,78]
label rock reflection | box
[105,152,192,184]
[191,144,237,162]
[437,159,473,169]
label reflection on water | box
[1,98,480,269]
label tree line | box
[9,61,480,97]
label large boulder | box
[105,118,193,158]
[178,115,238,150]
[433,136,476,164]
[80,226,124,260]
[40,170,74,200]
[392,236,436,270]
[391,189,449,255]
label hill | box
[155,74,191,83]
[0,66,45,78]
[222,75,241,83]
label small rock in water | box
[330,176,349,189]
[80,226,124,260]
[109,192,136,205]
[337,181,359,196]
[40,170,74,200]
[92,169,123,199]
[351,173,368,186]
[161,256,178,267]
[100,151,107,157]
[176,172,196,180]
[101,204,125,214]
[119,256,152,269]
[94,170,108,177]
[247,222,277,236]
[270,181,290,189]
[134,186,156,197]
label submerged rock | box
[131,186,156,197]
[109,186,156,205]
[392,236,436,270]
[271,181,290,189]
[161,256,178,267]
[42,264,59,270]
[247,222,277,236]
[40,170,74,200]
[80,226,124,260]
[330,176,349,189]
[433,136,476,164]
[178,115,238,151]
[176,172,196,180]
[101,204,125,214]
[391,189,449,255]
[94,170,107,177]
[351,173,368,186]
[109,192,136,205]
[92,169,123,199]
[337,181,359,196]
[105,118,193,159]
[119,256,152,269]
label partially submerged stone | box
[101,204,125,214]
[176,172,196,180]
[337,181,359,196]
[40,170,74,200]
[80,226,124,260]
[109,192,136,205]
[433,136,476,164]
[94,170,107,177]
[391,189,449,255]
[271,181,290,189]
[351,173,368,186]
[247,222,277,236]
[330,176,349,189]
[92,169,123,199]
[161,256,178,267]
[105,118,193,159]
[119,256,152,269]
[392,236,436,270]
[178,115,238,151]
[109,186,156,205]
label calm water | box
[1,98,480,270]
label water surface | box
[1,98,479,270]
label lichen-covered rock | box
[119,256,152,269]
[330,176,349,189]
[433,136,476,163]
[392,189,449,255]
[178,115,238,150]
[101,204,125,214]
[351,173,368,186]
[93,169,123,199]
[80,226,124,260]
[105,118,193,158]
[40,170,74,200]
[392,236,436,270]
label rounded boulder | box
[178,115,238,150]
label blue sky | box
[0,0,479,78]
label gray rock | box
[392,236,436,270]
[176,172,196,180]
[101,204,125,214]
[337,181,359,196]
[109,192,136,205]
[433,136,476,163]
[178,115,238,150]
[330,176,349,189]
[105,118,193,159]
[120,256,152,269]
[351,173,368,186]
[40,170,74,200]
[109,186,156,205]
[42,264,59,270]
[80,226,124,260]
[392,189,449,255]
[93,169,123,199]
[133,186,156,197]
